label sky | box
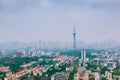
[0,0,120,43]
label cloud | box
[0,0,120,12]
[0,0,20,10]
[81,0,120,9]
[0,0,120,42]
[40,0,50,7]
[83,0,120,4]
[0,0,53,12]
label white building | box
[81,49,87,63]
[94,72,100,80]
[74,73,80,80]
[107,62,116,70]
[84,72,89,80]
[51,74,55,80]
[105,71,112,80]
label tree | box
[102,77,107,80]
[101,67,110,74]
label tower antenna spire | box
[73,24,75,33]
[73,24,76,48]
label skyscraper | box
[81,49,86,63]
[73,26,76,48]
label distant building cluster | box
[92,52,119,70]
[12,49,53,58]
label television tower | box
[73,25,76,48]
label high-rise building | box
[94,72,100,80]
[81,49,86,64]
[16,52,22,57]
[84,72,89,80]
[105,71,112,80]
[74,73,80,80]
[73,26,76,48]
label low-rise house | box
[0,66,9,72]
[66,66,73,72]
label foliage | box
[60,49,104,59]
[60,50,81,57]
[113,70,120,75]
[68,65,77,80]
[90,78,95,80]
[46,63,67,76]
[68,59,78,80]
[102,77,107,80]
[0,72,6,80]
[100,66,110,74]
[0,57,38,72]
[86,62,101,72]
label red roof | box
[80,76,84,80]
[0,66,9,71]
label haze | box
[0,0,120,43]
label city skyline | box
[0,0,120,43]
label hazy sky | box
[0,0,120,43]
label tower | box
[73,25,76,48]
